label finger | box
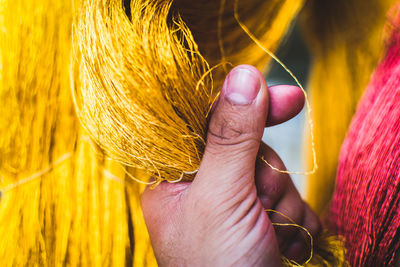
[210,85,304,126]
[272,183,305,253]
[266,85,305,127]
[284,204,321,263]
[255,143,321,262]
[254,143,305,253]
[194,64,268,191]
[255,142,290,209]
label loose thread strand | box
[234,0,318,176]
[266,209,314,266]
[218,0,228,74]
[0,153,73,194]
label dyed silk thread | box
[330,6,400,265]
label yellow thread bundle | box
[302,0,397,214]
[0,0,77,264]
[72,0,305,184]
[73,0,213,183]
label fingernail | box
[225,67,261,105]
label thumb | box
[194,65,268,189]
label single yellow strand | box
[0,153,73,193]
[201,61,234,118]
[234,0,318,176]
[124,167,157,186]
[196,62,232,94]
[102,169,125,184]
[266,209,314,266]
[0,152,152,192]
[218,0,228,74]
[171,169,199,184]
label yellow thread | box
[0,153,73,193]
[72,0,214,184]
[124,167,157,186]
[102,169,125,184]
[204,61,234,118]
[80,135,156,185]
[170,169,199,184]
[218,0,228,74]
[302,0,395,215]
[195,61,232,96]
[234,0,318,176]
[266,209,313,266]
[0,153,136,192]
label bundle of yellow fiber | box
[0,0,155,265]
[0,0,77,264]
[72,0,305,184]
[301,0,397,214]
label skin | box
[141,65,320,266]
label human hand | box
[141,65,320,266]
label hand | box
[141,65,320,266]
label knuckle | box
[308,219,321,238]
[275,200,306,249]
[207,114,258,149]
[304,207,321,237]
[258,184,283,209]
[209,116,243,142]
[283,188,305,225]
[277,199,305,226]
[292,201,306,225]
[258,173,289,200]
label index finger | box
[266,85,305,127]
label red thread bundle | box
[330,9,400,266]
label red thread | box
[330,9,400,265]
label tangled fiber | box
[72,0,305,183]
[302,0,397,214]
[330,5,400,266]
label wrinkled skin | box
[142,65,320,266]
